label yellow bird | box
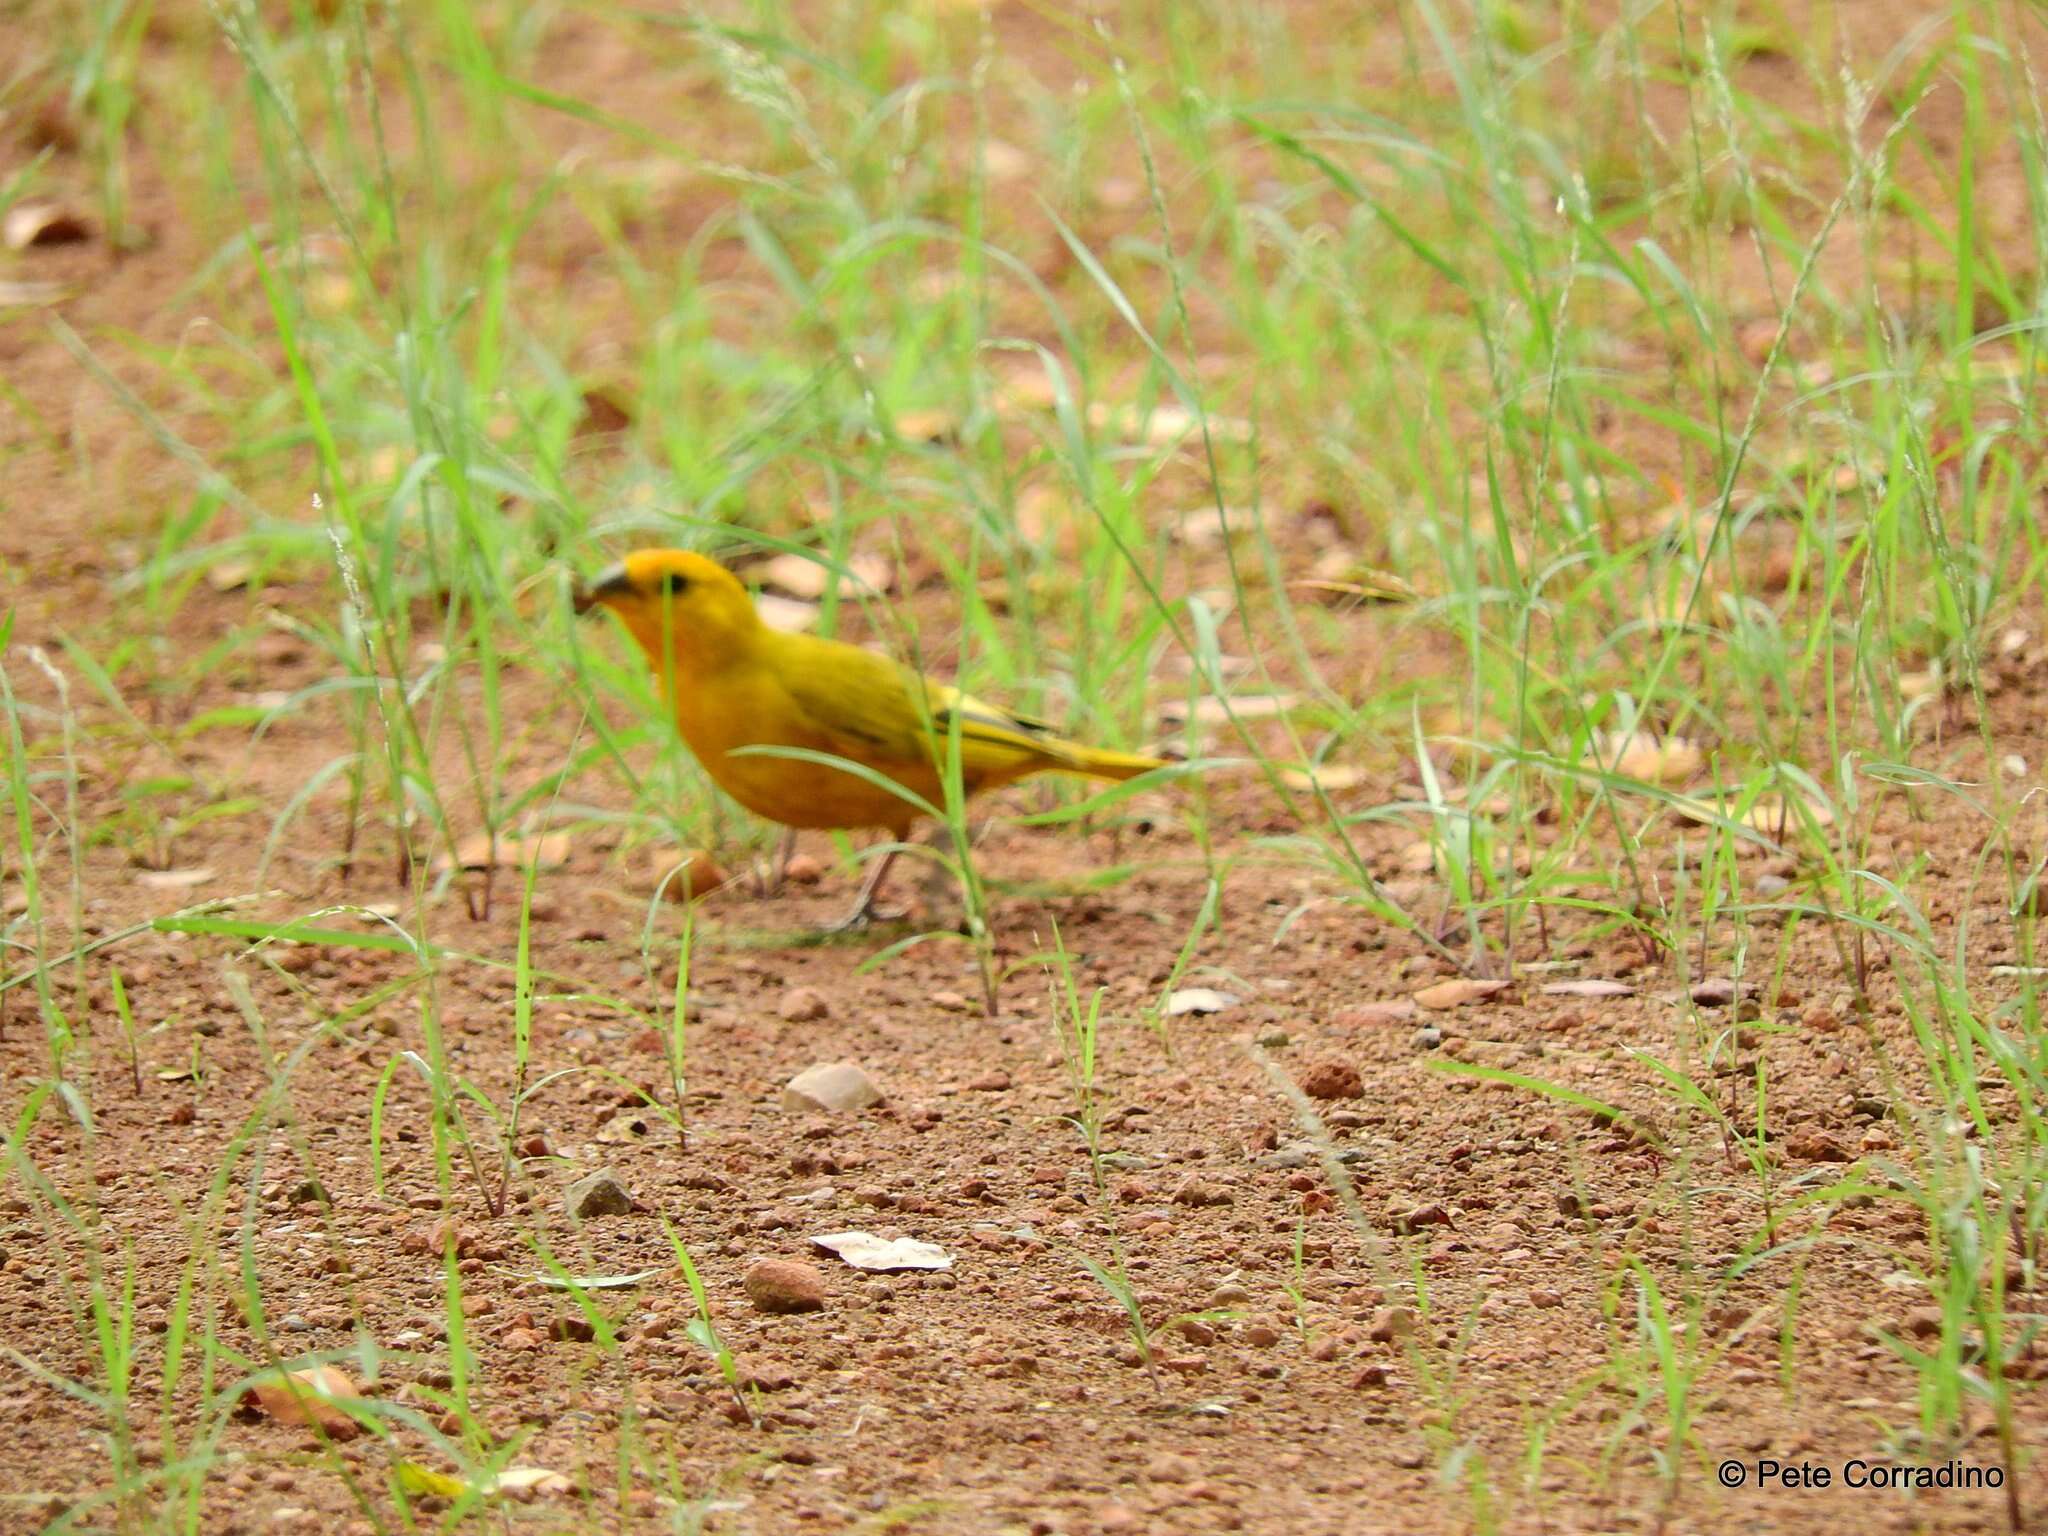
[574,548,1166,928]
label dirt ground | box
[5,3,2048,1535]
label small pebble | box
[1299,1060,1363,1100]
[744,1259,829,1315]
[781,1061,884,1114]
[1366,1305,1414,1343]
[780,986,831,1023]
[563,1170,634,1219]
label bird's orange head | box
[573,548,761,673]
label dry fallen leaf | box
[306,271,356,315]
[3,200,91,250]
[574,388,632,438]
[1741,795,1833,833]
[1334,999,1419,1025]
[755,594,819,634]
[1174,505,1262,547]
[205,558,254,592]
[593,1113,656,1145]
[135,867,215,890]
[1012,483,1074,549]
[397,1463,573,1502]
[1294,552,1423,605]
[1160,653,1254,682]
[758,552,893,603]
[493,1467,575,1498]
[1162,987,1239,1016]
[1540,979,1636,999]
[1397,841,1436,874]
[994,369,1064,415]
[433,832,571,875]
[756,554,827,601]
[846,554,896,595]
[1096,176,1141,210]
[810,1231,951,1272]
[1412,977,1512,1010]
[249,1365,362,1439]
[892,407,959,444]
[1688,978,1756,1007]
[1671,793,1833,834]
[980,139,1032,181]
[1599,731,1703,786]
[1087,401,1252,447]
[1159,692,1301,728]
[1280,763,1367,794]
[1898,667,1942,701]
[0,278,71,307]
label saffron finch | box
[575,548,1165,927]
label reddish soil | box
[5,4,2048,1535]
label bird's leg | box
[754,827,798,898]
[821,845,903,932]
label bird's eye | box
[659,571,689,595]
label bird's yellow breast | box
[668,662,948,834]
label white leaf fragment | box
[809,1231,951,1272]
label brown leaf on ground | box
[1671,793,1834,834]
[1162,987,1239,1016]
[249,1365,363,1439]
[809,1231,951,1271]
[573,387,633,437]
[891,407,959,444]
[1599,731,1703,786]
[755,594,819,633]
[1540,979,1636,998]
[1086,401,1252,446]
[134,867,215,890]
[205,558,255,591]
[1158,692,1300,728]
[0,278,72,307]
[1333,1000,1419,1025]
[1281,763,1367,793]
[992,368,1063,414]
[1412,977,1512,1010]
[1174,505,1262,547]
[1294,551,1423,605]
[757,552,894,603]
[4,201,91,250]
[1688,978,1756,1007]
[494,1467,574,1498]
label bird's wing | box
[772,633,1060,771]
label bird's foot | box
[816,898,908,935]
[813,846,906,934]
[753,829,800,899]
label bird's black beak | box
[572,563,634,616]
